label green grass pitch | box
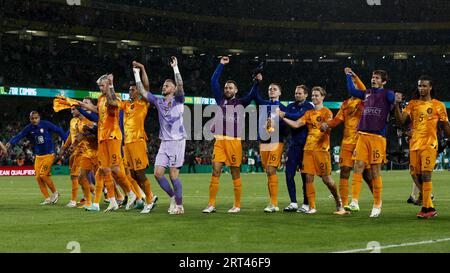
[1,170,450,253]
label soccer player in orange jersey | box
[395,75,450,219]
[59,107,85,207]
[81,74,137,212]
[120,61,158,214]
[279,87,342,214]
[347,68,395,218]
[320,69,373,214]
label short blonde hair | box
[311,86,326,97]
[96,74,108,84]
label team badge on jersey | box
[40,128,44,133]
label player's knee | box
[421,172,432,182]
[169,172,178,181]
[37,174,47,180]
[136,171,146,182]
[340,167,351,179]
[212,168,221,177]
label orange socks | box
[71,177,79,201]
[208,176,220,206]
[104,173,115,199]
[339,178,349,207]
[232,178,242,208]
[268,175,278,206]
[372,176,382,208]
[114,170,131,194]
[94,171,104,204]
[422,181,433,208]
[351,173,363,202]
[79,177,92,205]
[127,173,143,199]
[142,178,154,204]
[306,182,316,209]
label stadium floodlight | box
[181,46,194,55]
[19,31,32,41]
[393,52,408,60]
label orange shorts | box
[212,138,242,167]
[34,154,55,176]
[352,132,386,165]
[79,155,98,172]
[69,153,82,176]
[302,151,331,176]
[124,141,149,171]
[409,148,437,175]
[260,142,284,170]
[98,139,122,168]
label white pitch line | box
[333,237,450,253]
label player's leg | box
[304,174,316,214]
[349,134,369,212]
[34,155,51,204]
[263,143,283,212]
[298,148,309,210]
[315,151,342,213]
[67,155,80,207]
[284,146,299,212]
[298,151,316,213]
[134,169,157,213]
[419,148,437,219]
[124,143,147,204]
[39,154,59,204]
[368,135,386,218]
[226,139,242,213]
[362,167,373,193]
[228,166,242,213]
[85,168,103,211]
[203,139,225,212]
[108,140,135,210]
[369,163,382,217]
[78,166,92,207]
[169,167,183,214]
[95,141,117,212]
[338,147,353,210]
[165,139,185,215]
[338,166,351,210]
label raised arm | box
[211,57,229,103]
[170,56,185,102]
[240,73,262,107]
[345,68,365,99]
[133,61,150,95]
[105,74,119,107]
[133,62,158,105]
[253,82,270,106]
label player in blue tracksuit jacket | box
[6,111,66,204]
[283,85,315,212]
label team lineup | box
[1,56,449,219]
